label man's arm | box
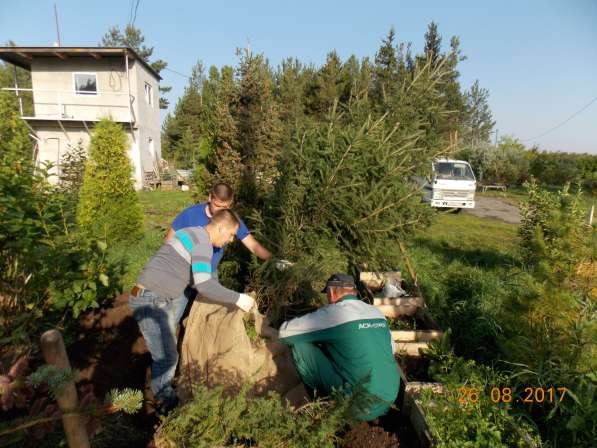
[187,229,253,311]
[165,227,175,241]
[241,234,272,260]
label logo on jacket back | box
[358,322,386,330]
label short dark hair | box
[210,182,234,202]
[210,208,240,229]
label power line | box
[522,94,597,142]
[163,66,192,80]
[126,0,134,26]
[130,0,141,27]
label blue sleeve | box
[171,209,190,231]
[236,218,250,240]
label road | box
[465,196,521,224]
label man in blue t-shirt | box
[166,182,274,273]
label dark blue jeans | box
[129,289,188,402]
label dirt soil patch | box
[68,293,157,447]
[465,196,521,224]
[341,421,400,447]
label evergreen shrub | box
[156,383,368,448]
[251,98,444,313]
[77,119,142,244]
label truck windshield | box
[434,162,475,180]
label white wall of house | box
[30,57,131,122]
[24,52,161,190]
[129,59,162,175]
[33,123,139,187]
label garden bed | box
[402,382,444,448]
[389,309,443,357]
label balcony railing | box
[1,87,134,123]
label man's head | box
[321,273,358,304]
[205,209,240,248]
[207,183,234,216]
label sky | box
[1,0,596,154]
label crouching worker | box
[129,209,255,411]
[278,273,400,420]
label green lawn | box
[110,190,197,289]
[478,184,596,211]
[416,212,520,255]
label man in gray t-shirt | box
[129,209,254,410]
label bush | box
[77,119,142,244]
[497,181,596,446]
[156,384,356,448]
[421,345,541,448]
[0,106,125,346]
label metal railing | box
[1,87,133,122]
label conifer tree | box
[423,22,442,67]
[77,119,142,243]
[373,28,399,104]
[313,51,351,114]
[235,49,282,205]
[275,58,307,127]
[161,61,206,167]
[464,80,495,147]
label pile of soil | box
[341,422,400,447]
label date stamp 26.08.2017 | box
[456,386,568,405]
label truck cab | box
[423,159,476,209]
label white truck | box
[423,158,476,210]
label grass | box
[109,190,196,289]
[416,212,520,255]
[478,184,596,211]
[401,210,522,362]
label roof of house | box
[0,47,162,81]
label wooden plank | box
[392,329,443,342]
[16,51,32,61]
[374,296,424,317]
[402,382,443,447]
[41,330,90,448]
[410,400,436,448]
[376,304,420,317]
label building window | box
[144,82,153,106]
[73,73,97,95]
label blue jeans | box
[129,289,188,402]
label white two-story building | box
[0,46,162,189]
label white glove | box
[236,293,255,312]
[274,259,294,271]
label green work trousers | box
[288,342,392,420]
[289,342,346,395]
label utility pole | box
[54,3,62,46]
